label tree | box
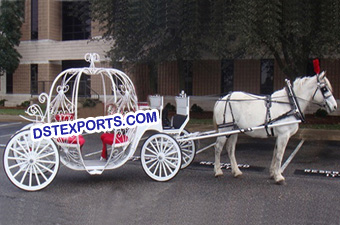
[0,0,25,76]
[91,0,210,93]
[235,0,340,78]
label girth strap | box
[264,95,274,137]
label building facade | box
[1,0,340,115]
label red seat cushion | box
[100,133,128,145]
[100,133,128,159]
[55,113,74,122]
[57,135,85,147]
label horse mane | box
[293,74,333,92]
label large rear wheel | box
[3,129,59,191]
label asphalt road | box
[0,122,340,225]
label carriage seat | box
[100,133,129,159]
[171,115,188,129]
[57,135,85,147]
[55,113,75,122]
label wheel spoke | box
[16,140,29,155]
[180,143,191,148]
[145,157,157,164]
[36,151,56,160]
[36,162,54,174]
[33,166,41,186]
[10,147,27,158]
[23,135,30,152]
[159,162,162,177]
[36,143,52,156]
[165,150,178,157]
[152,162,160,175]
[9,161,27,170]
[7,156,26,161]
[165,156,179,161]
[162,140,173,154]
[13,164,27,178]
[149,141,159,154]
[164,159,177,169]
[20,166,30,184]
[148,160,158,170]
[34,165,48,181]
[181,151,190,159]
[164,160,173,173]
[36,159,56,164]
[162,162,168,177]
[144,153,157,159]
[154,138,161,153]
[145,147,158,156]
[29,166,33,187]
[33,139,42,153]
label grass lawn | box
[0,108,26,115]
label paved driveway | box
[0,122,339,225]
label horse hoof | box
[233,171,243,178]
[215,171,224,177]
[275,179,286,185]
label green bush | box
[191,104,203,113]
[82,99,97,108]
[19,101,30,108]
[315,108,328,118]
[0,99,7,106]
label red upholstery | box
[57,135,85,147]
[100,133,128,159]
[55,113,74,121]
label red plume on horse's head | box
[313,59,320,74]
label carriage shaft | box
[179,120,302,142]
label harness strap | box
[264,95,274,137]
[285,83,305,122]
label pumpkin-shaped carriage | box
[3,53,195,191]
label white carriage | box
[3,53,194,191]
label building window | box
[260,59,274,95]
[31,0,38,40]
[62,60,90,97]
[6,72,13,94]
[62,1,91,41]
[31,64,38,94]
[221,59,234,95]
[183,61,193,95]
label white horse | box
[213,72,337,184]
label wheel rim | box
[3,130,59,191]
[141,134,181,181]
[178,129,195,169]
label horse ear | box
[318,71,326,80]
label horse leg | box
[214,136,227,177]
[269,144,278,179]
[226,134,243,177]
[273,134,290,184]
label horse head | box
[312,71,337,113]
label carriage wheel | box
[3,129,59,191]
[178,129,196,169]
[141,133,182,182]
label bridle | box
[311,76,333,109]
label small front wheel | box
[178,129,196,169]
[3,129,59,191]
[141,133,181,182]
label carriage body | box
[3,53,185,191]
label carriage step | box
[87,169,104,175]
